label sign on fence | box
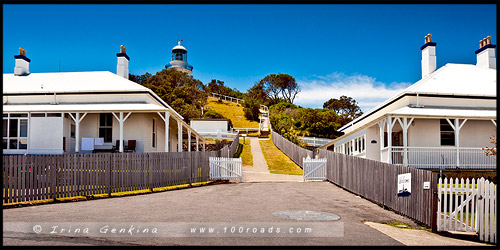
[303,158,327,180]
[209,157,242,181]
[397,173,411,197]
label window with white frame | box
[3,113,28,150]
[99,113,113,143]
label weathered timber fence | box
[271,130,313,168]
[219,134,240,158]
[318,149,438,228]
[3,151,219,204]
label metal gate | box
[302,158,327,180]
[209,157,242,180]
[437,177,496,244]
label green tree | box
[130,68,207,122]
[250,73,301,106]
[243,96,261,121]
[323,95,363,125]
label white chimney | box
[116,45,129,79]
[14,47,30,76]
[421,34,437,78]
[476,36,496,70]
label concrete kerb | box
[2,180,228,209]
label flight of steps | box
[259,107,270,138]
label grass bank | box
[259,136,302,175]
[204,97,259,128]
[235,138,253,167]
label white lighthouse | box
[166,40,193,75]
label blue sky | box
[3,4,497,111]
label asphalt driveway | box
[3,181,424,246]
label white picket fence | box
[302,158,327,180]
[209,157,242,181]
[437,177,496,244]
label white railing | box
[197,131,238,140]
[233,128,260,135]
[301,136,334,147]
[437,177,496,244]
[210,92,244,104]
[389,147,496,169]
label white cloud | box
[295,72,412,112]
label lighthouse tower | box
[166,40,193,75]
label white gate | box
[302,158,327,180]
[209,157,242,180]
[437,177,496,244]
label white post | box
[378,119,386,151]
[397,117,414,167]
[196,136,199,151]
[178,120,182,152]
[188,130,191,152]
[119,112,124,153]
[164,112,170,152]
[455,119,459,167]
[69,112,87,153]
[203,140,206,151]
[387,117,393,164]
[446,118,467,168]
[75,112,80,153]
[111,112,131,153]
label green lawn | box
[204,97,259,128]
[259,136,303,175]
[235,138,253,167]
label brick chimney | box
[475,36,496,69]
[420,34,437,78]
[116,45,130,79]
[14,47,30,76]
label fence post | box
[51,159,57,200]
[431,172,439,233]
[189,152,193,187]
[148,154,153,192]
[107,154,112,196]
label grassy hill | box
[204,97,259,128]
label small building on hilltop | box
[319,35,496,170]
[3,45,205,155]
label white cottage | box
[3,45,206,155]
[319,35,497,170]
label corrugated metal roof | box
[3,71,150,94]
[387,106,496,118]
[338,63,496,132]
[3,103,168,112]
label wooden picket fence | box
[303,158,327,180]
[3,151,219,204]
[209,157,242,180]
[271,130,313,167]
[437,177,496,244]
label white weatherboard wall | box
[408,119,441,147]
[29,117,64,154]
[366,125,380,161]
[190,120,228,133]
[459,120,496,147]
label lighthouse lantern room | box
[166,40,193,75]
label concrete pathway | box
[363,222,488,246]
[241,138,303,183]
